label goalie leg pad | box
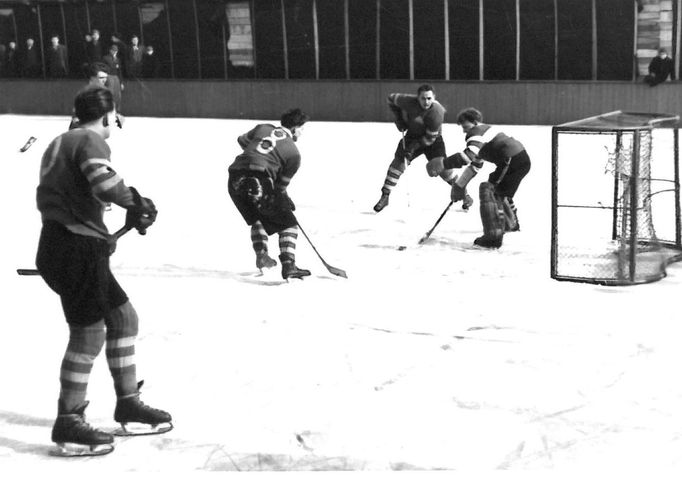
[479,182,504,240]
[499,196,519,232]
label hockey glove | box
[394,119,408,132]
[426,158,445,177]
[125,186,157,235]
[450,183,468,203]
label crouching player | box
[227,108,311,280]
[436,107,531,248]
[36,86,172,457]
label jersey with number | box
[462,124,525,165]
[37,128,133,239]
[229,124,301,191]
[387,93,446,147]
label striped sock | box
[382,158,407,193]
[278,226,298,262]
[105,301,138,399]
[59,321,107,412]
[251,221,269,255]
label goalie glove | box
[125,186,157,235]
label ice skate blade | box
[49,442,114,457]
[112,421,174,437]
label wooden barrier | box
[1,79,680,125]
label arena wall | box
[1,79,680,125]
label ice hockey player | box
[435,107,531,248]
[228,108,311,280]
[373,84,472,212]
[35,86,171,456]
[69,62,124,130]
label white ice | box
[1,114,682,476]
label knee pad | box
[67,320,107,356]
[105,300,139,340]
[479,182,505,238]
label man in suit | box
[47,35,68,78]
[21,37,42,78]
[126,35,144,79]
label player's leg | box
[251,221,277,270]
[278,225,310,279]
[494,151,530,232]
[106,300,172,433]
[36,221,115,452]
[374,141,414,212]
[474,182,505,248]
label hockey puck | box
[397,246,407,251]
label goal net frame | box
[551,110,682,285]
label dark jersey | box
[37,128,133,239]
[228,124,301,192]
[388,93,446,147]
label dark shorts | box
[36,221,128,326]
[396,135,446,161]
[228,171,298,235]
[489,149,531,198]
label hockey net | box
[551,111,682,285]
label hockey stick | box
[418,201,454,245]
[16,225,132,276]
[297,224,348,279]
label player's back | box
[230,123,299,181]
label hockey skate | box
[473,234,503,249]
[256,252,278,271]
[280,256,310,280]
[373,191,390,212]
[112,382,173,436]
[50,401,114,457]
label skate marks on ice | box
[111,264,336,285]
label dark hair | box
[74,86,114,124]
[280,108,310,130]
[456,107,483,124]
[417,84,435,95]
[87,62,109,77]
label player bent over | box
[373,84,472,212]
[436,107,531,248]
[36,86,171,456]
[228,108,311,280]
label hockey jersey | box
[388,93,445,147]
[37,128,133,240]
[462,124,525,165]
[229,124,301,191]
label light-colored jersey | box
[229,124,301,191]
[388,93,446,147]
[37,128,133,239]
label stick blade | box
[326,265,348,279]
[17,269,40,276]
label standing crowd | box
[0,29,160,79]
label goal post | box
[551,110,682,285]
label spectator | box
[141,45,160,78]
[4,41,19,77]
[644,48,675,87]
[47,35,68,78]
[126,35,144,79]
[86,29,103,64]
[21,37,42,78]
[103,44,124,111]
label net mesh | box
[552,121,681,285]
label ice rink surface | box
[1,114,681,494]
